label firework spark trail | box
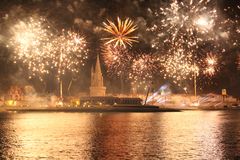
[102,44,133,78]
[203,53,218,76]
[102,17,138,48]
[9,16,51,79]
[49,30,88,79]
[129,54,159,88]
[222,5,240,48]
[150,0,218,50]
[9,16,89,80]
[148,0,233,85]
[160,48,198,85]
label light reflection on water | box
[0,111,240,159]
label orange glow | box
[5,100,17,106]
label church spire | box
[95,54,102,76]
[89,54,106,96]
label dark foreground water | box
[0,111,240,160]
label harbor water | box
[0,111,240,159]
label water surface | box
[0,111,240,159]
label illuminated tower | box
[90,55,106,96]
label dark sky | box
[0,0,239,96]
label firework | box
[8,16,88,81]
[203,53,218,76]
[102,17,138,48]
[129,54,159,88]
[206,54,217,66]
[49,30,88,78]
[148,0,230,86]
[149,0,218,51]
[8,16,51,79]
[102,44,133,78]
[204,66,215,76]
[160,48,198,85]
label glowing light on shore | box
[102,17,138,48]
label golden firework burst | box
[101,44,133,77]
[204,53,218,76]
[102,17,138,48]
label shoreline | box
[2,106,181,113]
[0,105,181,113]
[1,106,240,113]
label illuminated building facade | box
[89,55,106,96]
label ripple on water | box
[0,111,240,159]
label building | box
[8,86,24,101]
[89,55,106,96]
[80,96,142,107]
[78,54,143,107]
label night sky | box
[0,0,239,96]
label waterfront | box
[0,111,240,159]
